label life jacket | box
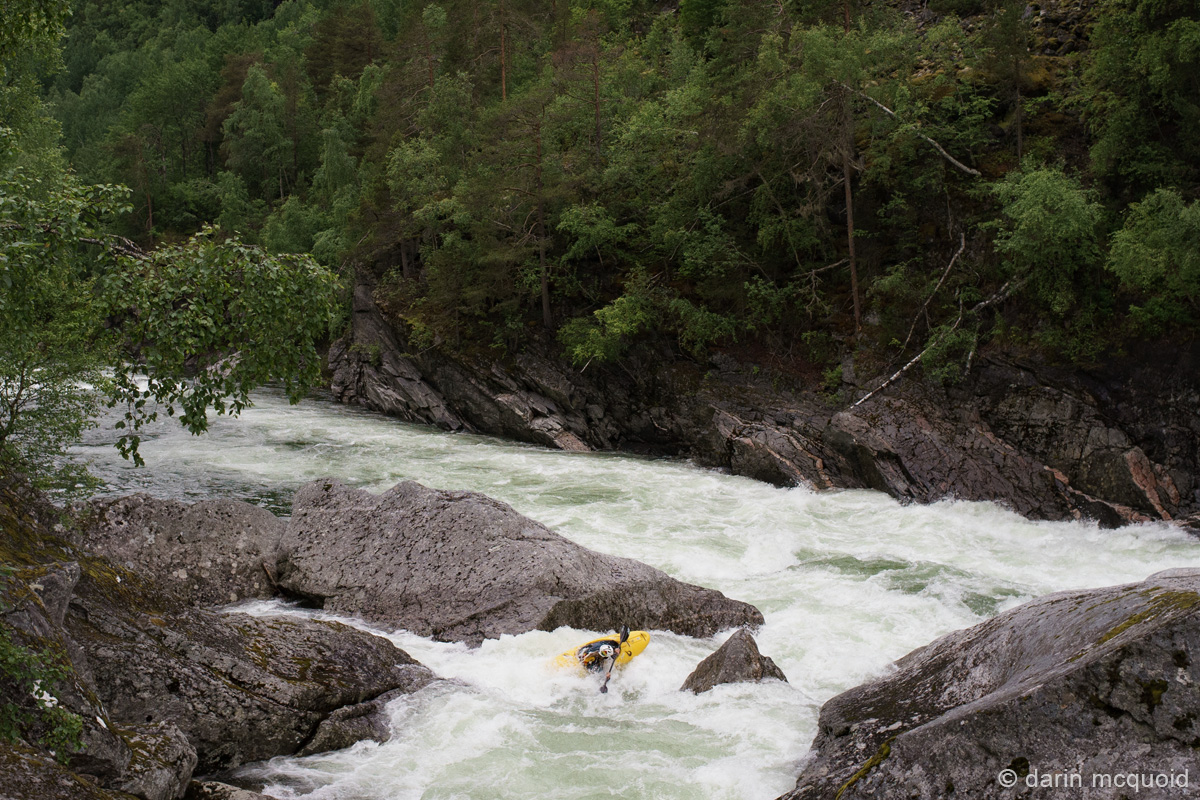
[576,639,620,672]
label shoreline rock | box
[0,477,439,798]
[781,568,1200,800]
[329,270,1200,530]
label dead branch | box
[902,231,966,351]
[78,235,150,260]
[850,279,1021,409]
[838,82,981,177]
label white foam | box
[75,389,1200,799]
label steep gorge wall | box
[329,272,1200,530]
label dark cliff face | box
[328,272,1200,530]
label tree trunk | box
[500,0,508,102]
[841,0,861,334]
[592,44,601,156]
[842,147,861,333]
[1015,83,1023,161]
[535,119,552,328]
[400,240,414,281]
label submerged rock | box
[74,495,284,606]
[276,478,764,644]
[681,628,787,693]
[782,568,1200,800]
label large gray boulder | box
[681,628,787,693]
[275,479,763,644]
[783,568,1200,800]
[75,495,284,606]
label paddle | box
[599,626,630,694]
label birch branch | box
[850,279,1022,409]
[902,231,966,351]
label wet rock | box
[295,666,438,757]
[782,569,1200,800]
[75,495,284,606]
[68,570,430,773]
[0,561,134,788]
[693,409,840,489]
[276,478,764,644]
[681,629,787,693]
[330,272,593,451]
[1,476,440,787]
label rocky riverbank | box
[781,568,1200,800]
[329,271,1200,530]
[0,477,439,800]
[0,474,763,798]
[3,471,1197,800]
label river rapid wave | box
[71,390,1200,800]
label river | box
[71,389,1200,800]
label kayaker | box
[576,639,620,673]
[575,626,629,692]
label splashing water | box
[71,389,1200,799]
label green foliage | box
[992,164,1102,316]
[921,325,978,384]
[0,624,83,761]
[1107,188,1200,331]
[667,296,737,356]
[0,0,68,65]
[0,145,125,488]
[1087,0,1200,196]
[101,225,341,463]
[821,365,844,395]
[559,278,659,364]
[15,0,1195,387]
[222,64,293,201]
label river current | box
[71,390,1200,800]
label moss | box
[835,736,896,800]
[1139,678,1169,711]
[1096,589,1200,647]
[1068,588,1200,663]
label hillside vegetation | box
[33,0,1200,380]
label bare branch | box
[79,234,149,260]
[902,231,966,351]
[838,82,982,177]
[850,279,1022,408]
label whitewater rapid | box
[72,390,1200,799]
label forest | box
[3,0,1200,484]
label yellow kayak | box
[553,629,651,672]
